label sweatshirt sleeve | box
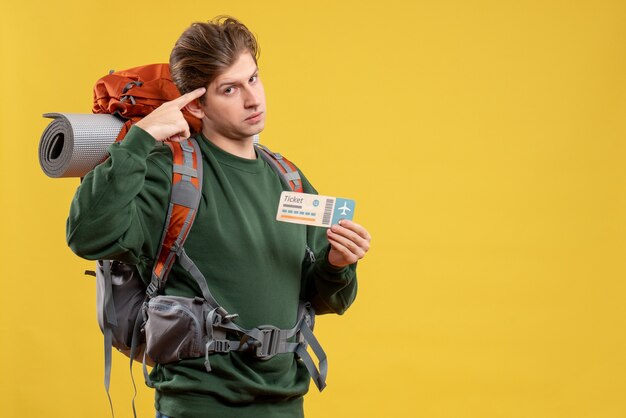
[66,125,170,265]
[299,173,358,315]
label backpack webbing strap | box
[104,326,116,416]
[255,144,303,193]
[130,138,203,399]
[177,248,229,317]
[100,260,116,417]
[295,319,328,391]
[101,261,117,328]
[147,138,203,297]
[129,309,145,413]
[203,301,328,391]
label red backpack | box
[92,63,202,141]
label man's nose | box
[243,86,261,108]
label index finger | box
[173,87,206,109]
[338,220,371,241]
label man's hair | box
[170,16,259,101]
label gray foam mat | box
[39,113,124,178]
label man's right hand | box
[135,87,206,142]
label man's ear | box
[184,99,205,119]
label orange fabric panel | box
[93,63,202,142]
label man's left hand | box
[326,220,371,268]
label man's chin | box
[203,123,266,142]
[248,123,265,138]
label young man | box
[67,17,371,418]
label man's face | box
[197,51,266,143]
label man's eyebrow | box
[215,67,259,90]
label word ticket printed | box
[276,191,356,227]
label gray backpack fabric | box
[96,260,146,360]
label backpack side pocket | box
[96,260,146,351]
[144,295,205,364]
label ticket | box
[276,191,355,227]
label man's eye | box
[224,87,234,94]
[249,75,257,83]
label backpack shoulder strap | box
[255,144,303,192]
[147,137,203,297]
[103,138,201,414]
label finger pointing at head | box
[175,87,207,109]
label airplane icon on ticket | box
[338,202,352,216]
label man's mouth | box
[245,112,263,122]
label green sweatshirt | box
[66,126,358,418]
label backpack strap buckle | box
[146,280,159,298]
[170,240,181,255]
[180,141,194,153]
[212,339,231,353]
[252,325,282,360]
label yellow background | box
[2,1,625,417]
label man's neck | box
[202,129,256,159]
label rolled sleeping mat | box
[39,113,125,178]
